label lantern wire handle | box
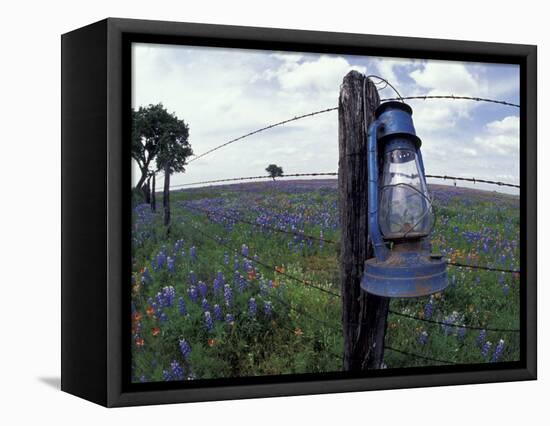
[366,75,404,103]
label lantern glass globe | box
[378,146,433,240]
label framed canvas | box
[61,18,537,407]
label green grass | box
[130,181,520,382]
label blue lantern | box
[361,101,448,298]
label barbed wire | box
[181,207,520,332]
[182,94,518,165]
[181,202,338,245]
[381,95,520,108]
[187,108,338,164]
[426,174,520,189]
[181,212,342,298]
[170,172,338,189]
[384,346,457,365]
[388,310,520,333]
[169,172,518,190]
[447,261,519,274]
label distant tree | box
[266,164,284,181]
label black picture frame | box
[61,17,537,407]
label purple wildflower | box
[225,313,235,325]
[248,297,257,317]
[241,244,249,257]
[264,301,272,318]
[179,338,191,360]
[190,246,197,261]
[481,341,492,358]
[213,304,223,321]
[224,284,233,307]
[491,339,505,362]
[476,330,487,347]
[188,286,198,303]
[178,297,187,316]
[198,281,208,298]
[418,331,428,345]
[424,298,434,320]
[167,257,175,273]
[201,298,211,312]
[170,360,185,380]
[204,311,214,332]
[189,271,197,286]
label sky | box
[131,43,520,194]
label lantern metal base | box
[361,250,448,298]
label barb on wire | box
[447,261,520,274]
[182,202,337,245]
[388,310,520,333]
[385,346,458,365]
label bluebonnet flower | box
[139,375,147,383]
[201,298,211,312]
[238,275,247,293]
[141,267,153,285]
[248,298,257,317]
[179,338,191,360]
[224,284,233,307]
[476,330,487,347]
[162,369,172,381]
[225,313,235,325]
[178,297,187,316]
[204,311,214,332]
[170,360,185,380]
[190,246,197,261]
[481,341,492,358]
[188,286,198,303]
[418,331,428,345]
[167,257,175,273]
[424,298,434,320]
[161,286,176,307]
[189,271,197,286]
[213,304,223,321]
[156,251,167,270]
[159,312,168,323]
[457,326,466,341]
[241,244,249,257]
[264,301,272,318]
[214,272,224,296]
[491,339,505,362]
[223,252,229,265]
[503,285,510,296]
[198,281,208,298]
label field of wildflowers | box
[131,180,520,382]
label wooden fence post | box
[338,71,390,370]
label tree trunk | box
[163,164,171,228]
[151,173,156,212]
[144,176,151,204]
[338,71,390,371]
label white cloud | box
[475,115,520,156]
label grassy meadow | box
[130,179,520,382]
